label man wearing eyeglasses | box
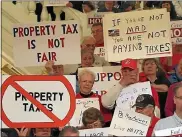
[132,94,159,137]
[153,83,182,135]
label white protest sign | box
[103,9,172,62]
[1,75,76,128]
[13,20,81,67]
[155,126,182,136]
[94,47,105,58]
[79,128,109,136]
[78,66,122,96]
[109,107,151,136]
[70,98,100,127]
[116,81,152,110]
[171,20,182,44]
[44,0,68,6]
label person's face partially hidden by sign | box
[81,52,94,67]
[52,65,64,75]
[63,132,79,136]
[91,25,103,44]
[86,119,103,129]
[34,128,51,136]
[79,73,94,95]
[162,2,171,12]
[136,106,154,117]
[121,68,138,85]
[105,1,114,10]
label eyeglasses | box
[91,30,103,34]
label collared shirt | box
[153,113,182,135]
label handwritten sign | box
[70,98,100,127]
[103,9,172,62]
[171,20,182,44]
[1,75,76,128]
[13,20,81,67]
[94,47,105,57]
[44,0,68,6]
[79,128,109,136]
[78,66,122,96]
[116,81,152,110]
[109,107,151,136]
[155,126,182,136]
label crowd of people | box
[2,0,182,137]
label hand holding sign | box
[15,127,29,137]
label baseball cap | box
[132,94,155,108]
[121,58,137,70]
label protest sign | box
[94,47,105,57]
[103,9,172,62]
[70,98,100,127]
[13,20,81,67]
[44,0,68,6]
[116,81,152,110]
[87,12,112,28]
[155,126,182,136]
[109,107,151,136]
[79,128,109,136]
[78,66,122,96]
[1,75,76,128]
[171,20,182,44]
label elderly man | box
[153,83,182,135]
[59,126,79,136]
[101,58,160,118]
[81,36,110,66]
[76,69,112,127]
[133,94,159,136]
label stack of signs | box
[78,66,122,96]
[13,20,81,67]
[103,9,172,62]
[109,107,151,136]
[70,98,100,127]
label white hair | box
[81,36,96,45]
[78,69,96,81]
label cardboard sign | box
[171,20,182,44]
[103,9,172,62]
[1,75,76,128]
[155,126,182,136]
[109,107,151,136]
[70,98,100,127]
[13,20,81,67]
[44,0,68,6]
[116,81,152,110]
[79,128,109,136]
[78,66,122,96]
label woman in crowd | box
[140,58,171,118]
[81,107,104,129]
[82,1,96,14]
[76,69,112,127]
[160,1,178,20]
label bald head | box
[81,36,96,53]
